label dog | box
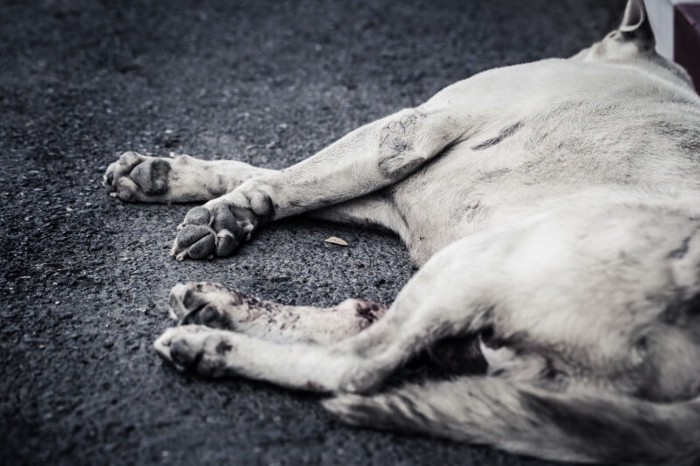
[103,1,700,463]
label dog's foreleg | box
[171,105,469,259]
[104,152,409,242]
[103,152,276,203]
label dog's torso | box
[378,55,700,400]
[388,58,700,263]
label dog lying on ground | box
[103,1,700,462]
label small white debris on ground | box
[324,236,348,246]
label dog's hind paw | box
[154,325,235,378]
[168,281,254,328]
[103,151,172,202]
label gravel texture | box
[1,0,624,464]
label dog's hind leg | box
[170,104,469,260]
[167,281,388,344]
[154,232,500,392]
[323,377,590,461]
[161,194,410,344]
[323,373,700,463]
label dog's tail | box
[322,377,700,463]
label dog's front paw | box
[170,202,258,260]
[170,182,274,260]
[103,151,172,202]
[154,325,235,378]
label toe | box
[154,329,175,360]
[179,304,230,329]
[173,202,257,260]
[169,337,199,369]
[213,204,237,231]
[120,151,143,166]
[182,206,211,227]
[129,159,171,195]
[171,225,215,260]
[187,233,216,260]
[113,176,141,201]
[154,326,211,368]
[168,283,190,319]
[103,168,115,189]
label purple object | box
[675,4,700,90]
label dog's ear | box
[619,0,654,44]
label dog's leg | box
[167,282,387,344]
[171,105,467,259]
[154,234,497,392]
[322,376,700,463]
[322,377,590,461]
[103,152,276,203]
[104,152,410,240]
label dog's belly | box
[390,97,700,264]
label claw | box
[188,232,216,259]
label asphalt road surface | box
[1,0,625,464]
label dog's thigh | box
[168,282,387,344]
[103,152,275,203]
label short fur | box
[104,1,700,463]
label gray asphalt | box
[1,0,625,464]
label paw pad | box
[170,202,256,260]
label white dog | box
[104,1,700,462]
